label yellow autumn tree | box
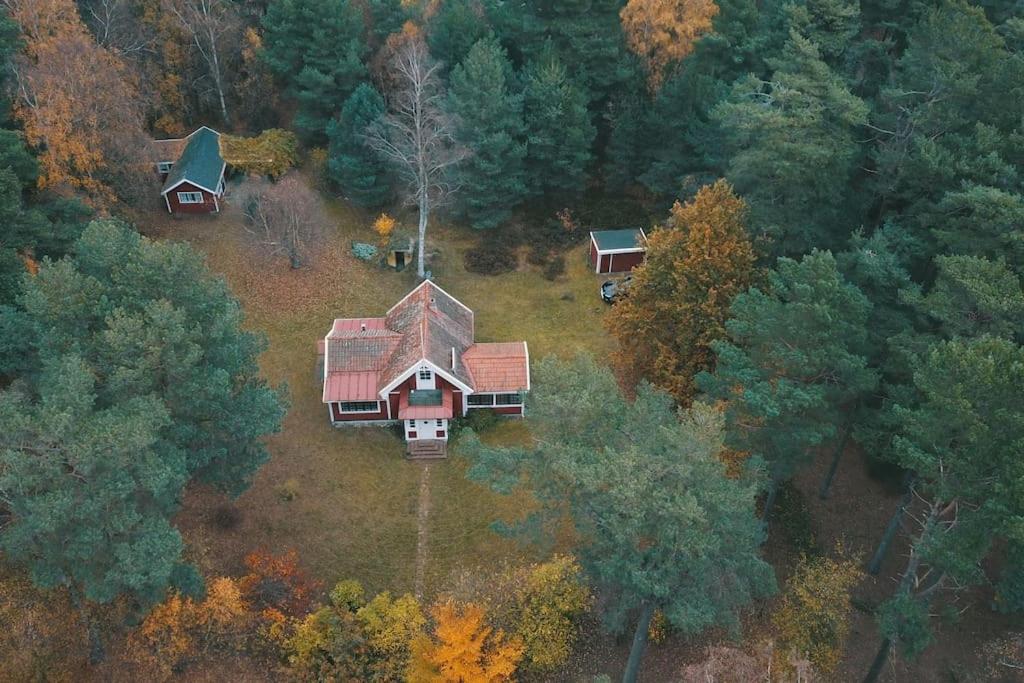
[620,0,719,90]
[6,0,149,204]
[373,212,397,248]
[408,600,524,683]
[128,577,250,680]
[512,555,591,672]
[606,179,758,404]
[772,553,862,676]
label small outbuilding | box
[589,228,648,274]
[153,126,226,215]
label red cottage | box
[152,126,226,214]
[589,228,648,274]
[317,281,530,458]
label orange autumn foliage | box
[128,577,250,679]
[606,180,757,405]
[408,600,524,683]
[620,0,719,90]
[238,549,321,618]
[6,0,147,204]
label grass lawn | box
[157,195,612,599]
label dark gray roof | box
[591,228,647,252]
[161,127,224,194]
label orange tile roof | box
[462,342,530,393]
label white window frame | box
[468,392,523,408]
[177,191,204,204]
[157,161,173,174]
[337,401,380,413]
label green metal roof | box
[161,127,224,194]
[408,389,443,406]
[591,228,646,252]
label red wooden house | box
[152,126,226,214]
[589,228,648,274]
[317,281,530,458]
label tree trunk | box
[206,24,229,124]
[622,602,657,683]
[417,194,429,278]
[864,501,938,682]
[863,636,892,683]
[819,424,851,499]
[69,587,105,665]
[867,472,915,575]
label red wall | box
[331,401,388,422]
[590,241,599,271]
[597,250,645,274]
[165,181,218,214]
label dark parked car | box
[601,275,633,304]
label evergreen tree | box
[902,255,1024,342]
[326,83,393,208]
[522,52,595,201]
[426,0,489,71]
[0,220,286,606]
[261,0,368,141]
[865,336,1024,680]
[0,129,39,187]
[870,0,1024,262]
[698,251,877,517]
[607,180,757,403]
[487,0,635,105]
[462,355,775,683]
[448,37,527,229]
[713,32,869,256]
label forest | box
[1,0,1023,681]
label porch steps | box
[407,440,447,460]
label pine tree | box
[426,0,489,72]
[698,251,877,518]
[713,32,869,256]
[607,180,757,403]
[865,336,1024,681]
[0,220,286,608]
[462,355,775,683]
[261,0,368,141]
[326,83,393,208]
[522,52,595,201]
[448,36,527,229]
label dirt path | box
[414,464,431,600]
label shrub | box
[463,244,516,275]
[772,553,861,676]
[450,409,503,442]
[212,505,241,530]
[351,242,379,262]
[276,478,300,502]
[542,255,565,281]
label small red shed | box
[153,127,226,215]
[589,228,648,274]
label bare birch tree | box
[162,0,239,124]
[365,35,465,278]
[79,0,152,56]
[237,174,328,269]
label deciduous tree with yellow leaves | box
[620,0,719,90]
[607,179,757,404]
[408,600,524,683]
